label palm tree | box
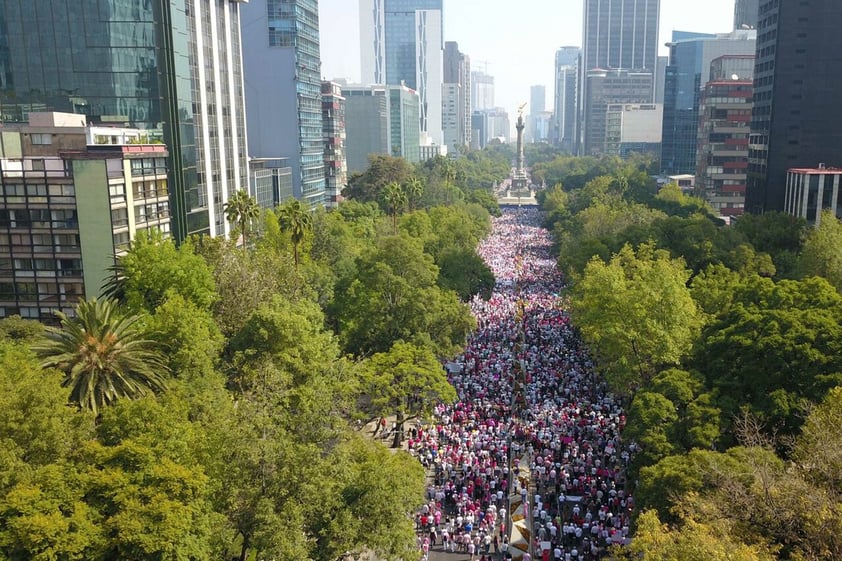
[404,177,424,211]
[224,190,261,245]
[276,199,313,268]
[382,181,407,234]
[34,298,168,416]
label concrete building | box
[0,113,171,320]
[360,0,443,145]
[342,84,420,172]
[734,0,760,29]
[322,82,347,208]
[604,103,662,157]
[584,70,654,156]
[241,0,325,208]
[784,167,842,224]
[471,71,495,112]
[532,112,555,144]
[660,29,756,175]
[695,55,754,217]
[655,56,669,104]
[443,42,472,155]
[553,47,581,152]
[746,0,842,214]
[0,0,250,241]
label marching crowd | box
[410,208,634,561]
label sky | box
[319,0,736,127]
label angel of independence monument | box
[502,103,537,205]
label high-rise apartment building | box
[322,82,347,208]
[696,56,755,217]
[660,29,755,175]
[360,0,443,145]
[553,47,581,152]
[443,42,471,155]
[0,113,172,320]
[241,0,325,208]
[746,0,842,215]
[471,71,495,112]
[734,0,760,29]
[0,0,250,241]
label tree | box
[343,154,416,203]
[103,231,217,313]
[359,341,457,447]
[799,209,842,292]
[404,176,424,211]
[382,181,407,234]
[276,199,313,268]
[34,298,169,416]
[223,189,262,245]
[571,243,702,391]
[0,315,43,343]
[437,247,495,301]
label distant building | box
[343,84,421,172]
[0,113,171,321]
[442,42,472,155]
[654,56,669,104]
[695,55,754,217]
[322,82,347,208]
[784,167,842,224]
[242,0,326,207]
[734,0,759,29]
[553,47,581,152]
[582,0,660,74]
[528,85,547,143]
[471,71,495,112]
[584,70,654,156]
[660,29,756,175]
[531,112,555,144]
[605,103,662,157]
[419,143,447,162]
[746,0,842,214]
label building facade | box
[695,55,754,216]
[784,167,842,224]
[249,158,294,210]
[359,0,386,84]
[0,0,250,240]
[528,85,546,143]
[0,113,171,321]
[745,0,842,214]
[582,0,660,74]
[343,84,420,172]
[553,47,581,151]
[734,0,760,29]
[584,70,654,155]
[322,82,347,208]
[660,29,756,175]
[604,103,662,157]
[241,0,325,208]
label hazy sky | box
[319,0,737,123]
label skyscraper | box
[746,0,842,214]
[528,85,546,143]
[241,0,326,207]
[660,29,755,175]
[360,0,444,145]
[0,0,250,240]
[580,0,660,155]
[734,0,760,29]
[582,0,660,73]
[553,47,580,152]
[443,42,471,154]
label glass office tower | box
[0,0,249,240]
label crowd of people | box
[410,208,634,561]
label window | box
[31,134,52,145]
[110,208,129,228]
